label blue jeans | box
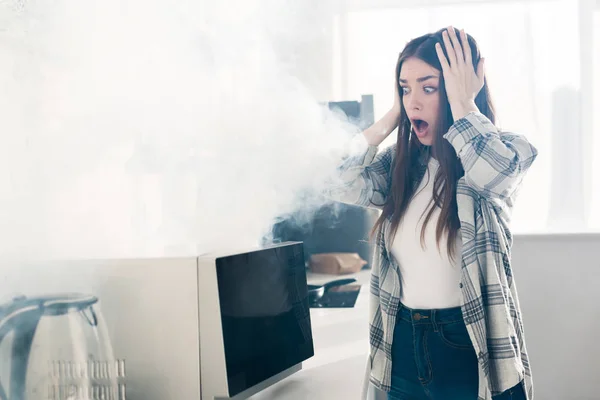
[387,303,526,400]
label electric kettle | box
[0,294,124,400]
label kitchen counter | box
[249,268,380,400]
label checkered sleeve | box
[443,112,538,202]
[325,135,395,209]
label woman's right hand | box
[361,72,402,146]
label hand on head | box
[435,26,485,119]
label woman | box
[328,27,537,399]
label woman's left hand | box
[435,26,485,120]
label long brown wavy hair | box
[371,28,496,262]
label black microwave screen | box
[216,243,314,396]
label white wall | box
[511,233,600,399]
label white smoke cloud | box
[0,0,365,260]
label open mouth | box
[411,119,429,136]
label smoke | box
[0,0,365,260]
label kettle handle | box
[0,304,16,400]
[0,376,5,400]
[0,300,45,400]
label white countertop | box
[248,269,375,400]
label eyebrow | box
[399,75,439,83]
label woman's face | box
[399,57,441,147]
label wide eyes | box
[401,86,437,95]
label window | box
[591,6,600,229]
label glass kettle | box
[0,294,125,400]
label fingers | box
[442,29,457,67]
[446,27,464,66]
[435,42,450,72]
[460,29,473,66]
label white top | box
[390,157,463,309]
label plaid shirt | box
[327,112,538,399]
